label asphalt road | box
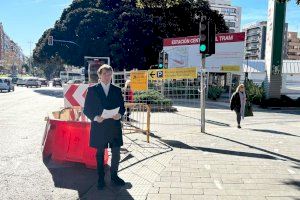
[0,86,84,199]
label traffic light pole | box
[200,54,206,133]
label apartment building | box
[243,21,288,60]
[287,32,300,60]
[208,0,242,33]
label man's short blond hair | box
[97,64,113,77]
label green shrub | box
[244,80,265,105]
[134,90,173,106]
[208,86,224,100]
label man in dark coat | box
[83,64,125,190]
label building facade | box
[243,21,288,60]
[0,23,4,63]
[0,22,25,73]
[243,21,267,60]
[208,0,242,33]
[287,32,300,60]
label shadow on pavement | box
[254,108,300,116]
[204,132,300,163]
[43,157,134,200]
[283,180,300,191]
[172,113,230,127]
[34,89,63,98]
[161,139,277,160]
[206,119,230,127]
[250,129,300,138]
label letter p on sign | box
[157,71,163,78]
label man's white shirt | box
[94,81,111,121]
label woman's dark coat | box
[83,83,125,149]
[230,92,241,112]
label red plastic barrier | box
[42,119,108,169]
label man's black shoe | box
[238,125,241,129]
[111,174,125,186]
[97,179,105,190]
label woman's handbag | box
[244,101,254,117]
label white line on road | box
[204,164,211,170]
[214,180,223,190]
[288,169,296,174]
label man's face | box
[100,69,112,85]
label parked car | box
[12,77,19,84]
[67,79,83,84]
[16,77,28,86]
[0,77,15,92]
[53,78,62,87]
[26,78,41,88]
[38,78,49,87]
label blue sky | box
[0,0,299,57]
[0,0,72,57]
[232,0,300,31]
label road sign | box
[63,84,92,107]
[148,69,164,80]
[130,70,148,91]
[220,65,240,72]
[148,67,197,80]
[164,67,197,80]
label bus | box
[60,71,83,83]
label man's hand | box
[112,113,121,120]
[96,116,105,123]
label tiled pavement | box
[81,106,300,200]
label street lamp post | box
[245,54,249,84]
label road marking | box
[204,164,211,170]
[214,180,223,190]
[288,169,296,174]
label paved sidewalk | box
[56,106,300,200]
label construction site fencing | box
[113,70,203,133]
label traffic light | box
[158,51,168,69]
[199,20,216,55]
[48,36,53,46]
[164,53,168,69]
[158,51,164,68]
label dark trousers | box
[96,147,121,180]
[234,109,241,125]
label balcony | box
[246,38,260,43]
[247,46,259,50]
[288,49,300,53]
[247,31,261,37]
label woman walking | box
[230,84,247,128]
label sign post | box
[201,54,206,133]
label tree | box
[33,0,228,70]
[276,0,300,4]
[33,55,64,80]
